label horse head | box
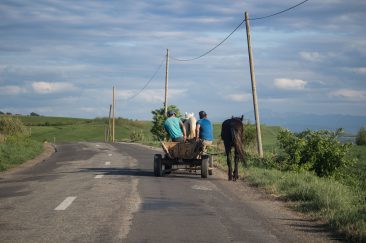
[231,115,244,121]
[185,112,194,119]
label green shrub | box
[129,130,144,142]
[356,127,366,145]
[243,123,256,149]
[277,128,353,177]
[0,116,28,136]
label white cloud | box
[32,82,77,94]
[344,67,366,75]
[330,89,366,101]
[274,78,307,90]
[299,51,325,62]
[225,93,251,102]
[0,85,27,95]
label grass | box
[213,144,366,242]
[18,116,154,143]
[245,168,365,241]
[0,135,43,171]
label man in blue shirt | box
[195,111,213,150]
[164,110,186,142]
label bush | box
[243,123,256,149]
[0,116,28,136]
[150,105,181,141]
[277,128,353,177]
[356,127,366,145]
[130,130,144,142]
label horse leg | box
[233,149,239,181]
[226,148,233,181]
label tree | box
[356,127,366,145]
[151,105,181,141]
[30,112,40,116]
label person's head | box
[167,110,176,117]
[199,110,207,119]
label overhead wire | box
[170,19,245,62]
[171,0,310,62]
[249,0,310,21]
[125,58,165,101]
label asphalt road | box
[0,142,342,243]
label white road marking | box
[105,161,111,165]
[192,185,212,191]
[96,144,100,147]
[108,154,112,157]
[95,175,104,179]
[55,196,77,210]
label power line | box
[171,0,310,62]
[249,0,310,21]
[171,20,245,62]
[125,58,164,101]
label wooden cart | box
[153,141,213,178]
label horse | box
[221,116,246,181]
[183,112,197,139]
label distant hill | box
[261,113,366,134]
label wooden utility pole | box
[108,104,112,142]
[112,86,115,143]
[164,49,169,116]
[245,12,263,158]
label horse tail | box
[231,127,246,165]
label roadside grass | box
[0,135,43,171]
[213,145,366,242]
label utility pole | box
[112,86,115,143]
[164,49,169,116]
[108,104,112,142]
[245,12,263,158]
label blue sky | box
[0,0,365,126]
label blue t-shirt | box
[197,118,213,141]
[164,117,183,139]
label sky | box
[0,0,365,128]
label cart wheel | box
[154,154,163,177]
[208,155,213,175]
[165,164,172,174]
[201,155,209,178]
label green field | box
[18,116,154,143]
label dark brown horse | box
[221,116,246,181]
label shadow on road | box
[78,167,154,177]
[76,167,221,181]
